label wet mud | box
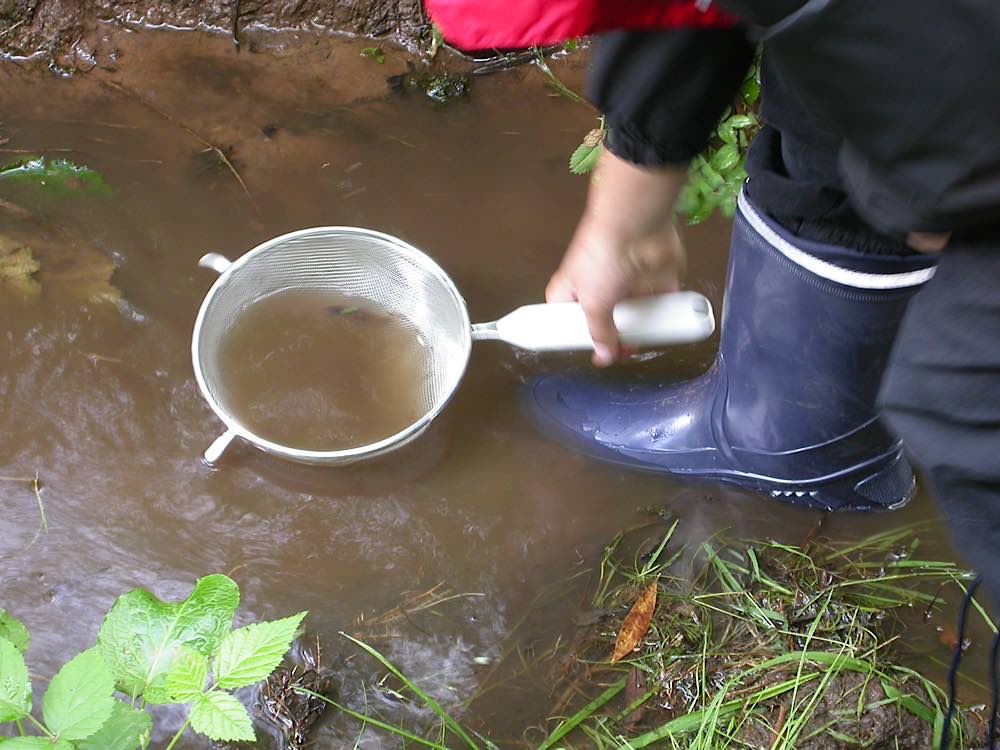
[0,22,990,749]
[1,0,425,66]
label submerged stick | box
[1,472,48,549]
[101,80,256,209]
[232,0,242,49]
[0,18,26,41]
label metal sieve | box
[192,227,715,466]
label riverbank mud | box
[1,0,425,67]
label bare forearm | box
[546,149,689,366]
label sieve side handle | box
[475,291,715,351]
[199,253,233,275]
[203,429,237,465]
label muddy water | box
[215,290,426,451]
[0,28,988,748]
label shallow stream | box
[0,27,987,748]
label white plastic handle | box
[199,253,233,275]
[203,430,237,465]
[471,291,715,351]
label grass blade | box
[339,632,479,750]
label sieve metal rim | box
[191,226,473,464]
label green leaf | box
[360,47,385,64]
[42,647,116,741]
[700,162,724,189]
[676,183,702,215]
[710,144,740,172]
[0,637,31,723]
[214,612,307,689]
[0,611,29,654]
[726,114,757,130]
[428,26,444,58]
[685,199,716,226]
[0,738,74,749]
[740,77,760,105]
[77,699,152,750]
[0,157,113,198]
[717,121,736,144]
[143,648,208,705]
[189,691,255,742]
[569,141,602,175]
[97,575,239,699]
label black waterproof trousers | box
[880,245,1000,606]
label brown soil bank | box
[0,0,425,65]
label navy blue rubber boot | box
[531,193,938,511]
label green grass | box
[538,522,987,749]
[303,522,987,749]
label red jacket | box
[425,0,736,50]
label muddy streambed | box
[0,27,990,748]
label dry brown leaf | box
[611,581,658,663]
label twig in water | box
[2,472,48,549]
[8,117,140,130]
[0,147,76,153]
[0,18,26,41]
[32,472,46,533]
[353,583,485,636]
[532,48,585,105]
[84,352,124,365]
[232,0,242,49]
[384,135,417,149]
[101,80,256,208]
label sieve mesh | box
[193,228,471,462]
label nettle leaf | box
[76,699,152,750]
[214,612,307,690]
[0,611,29,654]
[569,140,603,176]
[189,691,255,742]
[97,575,239,699]
[143,648,208,705]
[0,738,74,749]
[42,647,116,742]
[0,637,32,723]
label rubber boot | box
[530,192,938,511]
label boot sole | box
[679,451,916,512]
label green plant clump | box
[360,46,386,64]
[570,57,762,225]
[0,157,114,199]
[0,575,305,749]
[676,63,760,224]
